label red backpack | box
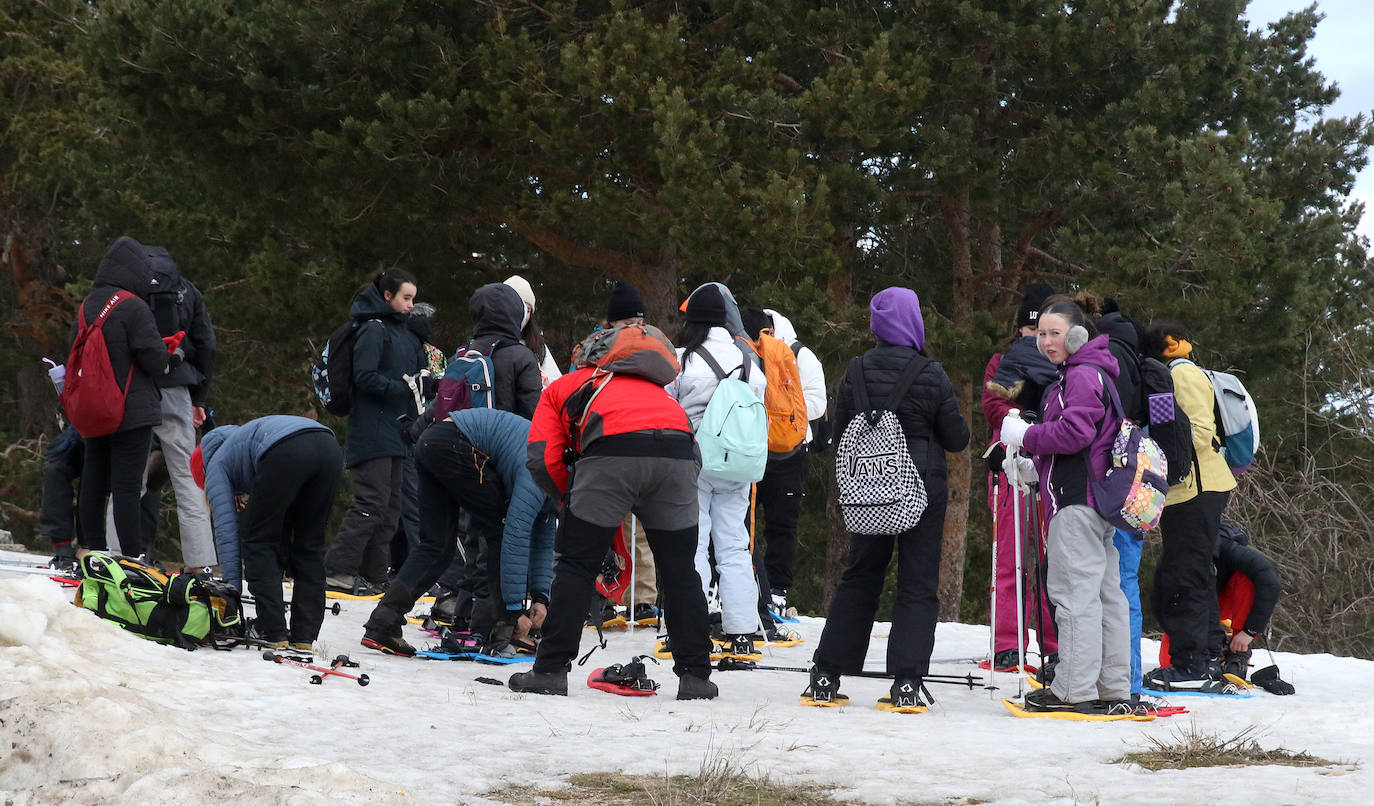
[61,291,135,438]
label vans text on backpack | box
[834,355,929,535]
[61,291,136,438]
[752,329,808,457]
[1169,359,1260,474]
[313,318,386,416]
[688,345,768,483]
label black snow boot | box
[676,673,719,701]
[509,667,569,696]
[360,581,416,657]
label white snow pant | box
[695,473,760,636]
[106,386,216,567]
[1046,505,1132,703]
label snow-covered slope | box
[2,551,1369,805]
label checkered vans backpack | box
[834,355,929,535]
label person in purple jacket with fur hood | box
[998,296,1134,716]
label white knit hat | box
[503,275,536,311]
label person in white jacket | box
[668,284,768,656]
[756,308,828,617]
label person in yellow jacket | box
[1140,323,1237,692]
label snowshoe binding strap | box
[597,656,661,692]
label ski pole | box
[263,650,370,686]
[242,597,342,616]
[987,470,999,692]
[715,658,984,689]
[1007,410,1027,698]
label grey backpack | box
[835,355,929,535]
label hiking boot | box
[1221,651,1250,681]
[1036,653,1059,686]
[327,574,383,596]
[439,629,483,654]
[676,673,718,700]
[991,649,1022,672]
[509,668,569,696]
[727,634,756,658]
[1024,688,1099,713]
[633,602,658,622]
[893,677,929,709]
[290,641,314,653]
[802,666,843,704]
[360,629,416,657]
[483,618,517,657]
[764,623,799,643]
[247,622,288,649]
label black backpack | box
[145,247,186,337]
[1139,356,1193,486]
[312,319,384,416]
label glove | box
[162,331,186,355]
[1250,665,1295,695]
[985,443,1007,475]
[999,414,1030,450]
[165,346,185,373]
[1001,454,1037,490]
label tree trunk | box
[936,184,975,621]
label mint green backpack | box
[690,345,768,483]
[76,552,244,650]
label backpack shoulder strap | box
[790,340,803,357]
[881,354,930,412]
[1085,364,1124,422]
[88,290,134,329]
[690,346,731,381]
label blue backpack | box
[433,342,501,421]
[689,345,768,483]
[1169,359,1260,475]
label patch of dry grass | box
[1118,722,1341,771]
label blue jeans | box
[1113,529,1144,694]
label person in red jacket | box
[511,315,716,700]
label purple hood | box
[869,287,926,351]
[1021,334,1120,515]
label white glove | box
[999,414,1029,450]
[1001,454,1037,490]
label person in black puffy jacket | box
[72,236,170,559]
[805,286,969,711]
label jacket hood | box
[1063,334,1120,379]
[350,282,406,322]
[1096,312,1141,354]
[94,236,155,298]
[869,287,926,351]
[763,308,798,343]
[199,425,237,468]
[469,283,525,341]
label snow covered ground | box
[1,548,1369,805]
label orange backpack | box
[750,330,809,456]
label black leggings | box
[78,426,153,557]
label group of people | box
[43,234,1279,712]
[983,285,1282,714]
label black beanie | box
[606,281,647,322]
[1016,282,1056,328]
[685,284,728,325]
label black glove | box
[985,443,1007,474]
[421,374,438,401]
[1250,665,1295,695]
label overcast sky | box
[1244,0,1374,242]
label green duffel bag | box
[75,551,244,650]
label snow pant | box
[1045,505,1131,704]
[695,473,759,636]
[379,421,508,635]
[153,387,216,566]
[813,486,947,679]
[988,472,1057,656]
[325,454,406,583]
[1113,528,1145,694]
[1153,490,1229,671]
[757,448,809,592]
[239,431,342,643]
[40,424,84,547]
[79,426,154,558]
[629,515,657,608]
[535,438,709,678]
[434,509,487,631]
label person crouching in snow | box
[361,407,556,657]
[194,415,342,651]
[998,296,1134,715]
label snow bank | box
[3,551,1372,805]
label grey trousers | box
[1046,505,1132,703]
